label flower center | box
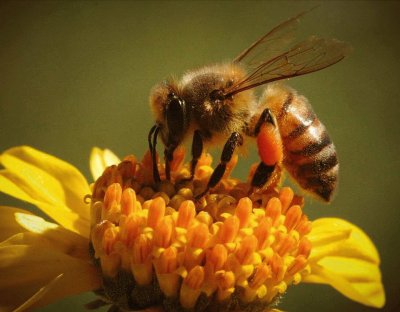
[89,150,312,312]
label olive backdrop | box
[0,1,399,311]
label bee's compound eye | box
[165,95,186,143]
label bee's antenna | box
[148,124,161,184]
[148,125,157,152]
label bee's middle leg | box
[251,108,283,189]
[175,129,204,183]
[195,132,243,199]
[187,129,204,180]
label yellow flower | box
[0,146,385,311]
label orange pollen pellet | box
[133,234,153,264]
[257,124,283,166]
[188,223,209,248]
[265,197,282,224]
[235,235,258,265]
[158,246,178,274]
[235,197,252,228]
[147,197,166,228]
[104,183,122,210]
[207,244,228,271]
[297,237,312,258]
[279,187,294,214]
[154,218,173,248]
[219,216,240,243]
[185,266,205,289]
[176,200,196,228]
[287,255,308,275]
[284,205,302,231]
[121,188,138,216]
[249,263,271,289]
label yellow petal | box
[0,206,34,242]
[0,240,100,311]
[308,218,379,264]
[0,245,100,311]
[13,274,63,312]
[0,146,90,220]
[305,259,384,308]
[1,209,91,261]
[0,173,90,237]
[304,218,385,308]
[90,147,120,181]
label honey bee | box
[148,12,350,202]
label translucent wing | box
[233,10,305,67]
[226,36,351,96]
[227,9,351,97]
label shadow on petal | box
[0,242,100,311]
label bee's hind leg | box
[250,108,283,191]
[195,132,243,199]
[251,162,276,188]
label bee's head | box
[149,81,189,148]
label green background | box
[0,1,399,311]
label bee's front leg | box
[251,108,283,189]
[195,132,243,199]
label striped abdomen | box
[264,84,338,201]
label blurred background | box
[0,1,399,311]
